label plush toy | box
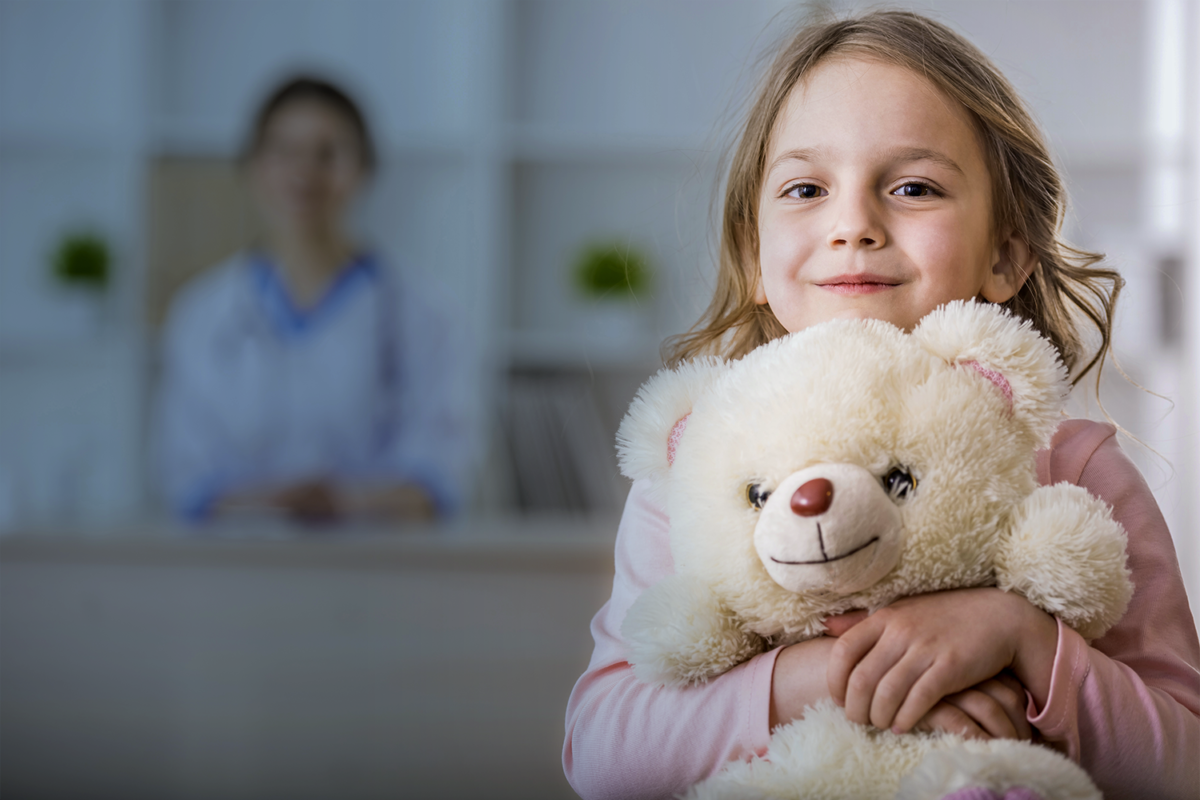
[617,301,1132,800]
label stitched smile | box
[771,536,880,565]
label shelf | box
[505,328,665,371]
[0,332,142,369]
[505,125,716,164]
[0,131,143,155]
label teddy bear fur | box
[616,301,1132,800]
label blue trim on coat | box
[249,252,378,338]
[179,478,223,523]
[398,468,458,518]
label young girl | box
[563,11,1199,799]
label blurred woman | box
[156,76,475,524]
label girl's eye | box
[893,182,936,198]
[784,183,825,200]
[882,467,917,501]
[748,483,773,509]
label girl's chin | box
[781,305,915,334]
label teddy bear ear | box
[912,300,1070,446]
[616,356,726,484]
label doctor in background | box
[155,76,476,524]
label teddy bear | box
[616,301,1133,800]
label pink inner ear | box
[960,360,1013,413]
[667,413,691,467]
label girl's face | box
[249,100,366,237]
[756,56,1030,333]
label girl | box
[156,77,476,523]
[563,11,1199,799]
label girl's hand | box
[825,588,1057,734]
[913,673,1031,741]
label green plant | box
[573,241,650,301]
[51,232,110,290]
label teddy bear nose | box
[791,478,833,517]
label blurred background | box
[0,1,1196,798]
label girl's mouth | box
[818,274,901,295]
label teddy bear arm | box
[620,574,765,687]
[994,483,1133,640]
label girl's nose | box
[791,478,834,517]
[827,193,885,249]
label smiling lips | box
[817,273,900,295]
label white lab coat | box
[154,251,477,519]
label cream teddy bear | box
[617,301,1132,800]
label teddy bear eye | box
[747,483,773,509]
[883,467,917,501]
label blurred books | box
[504,372,626,514]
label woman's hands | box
[219,480,436,524]
[825,588,1058,735]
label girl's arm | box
[1028,422,1200,798]
[563,479,783,800]
[827,421,1200,799]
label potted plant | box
[51,232,110,291]
[571,240,653,341]
[48,231,111,335]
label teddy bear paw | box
[621,574,763,686]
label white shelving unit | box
[0,0,152,527]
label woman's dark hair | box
[244,75,377,172]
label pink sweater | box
[563,420,1200,799]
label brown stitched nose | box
[791,478,833,517]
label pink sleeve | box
[1030,420,1200,799]
[563,479,780,800]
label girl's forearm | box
[1008,595,1060,711]
[769,636,839,729]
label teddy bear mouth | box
[770,535,880,565]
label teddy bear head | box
[617,301,1070,642]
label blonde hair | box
[666,9,1121,388]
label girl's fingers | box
[915,700,990,741]
[841,637,911,726]
[942,689,1018,740]
[827,615,886,705]
[970,674,1032,740]
[867,651,935,731]
[890,661,960,733]
[823,609,869,637]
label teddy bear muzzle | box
[753,463,904,596]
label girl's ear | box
[616,357,726,484]
[981,232,1037,303]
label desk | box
[0,516,618,800]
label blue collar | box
[249,252,378,336]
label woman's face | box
[249,99,367,237]
[755,56,1028,334]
